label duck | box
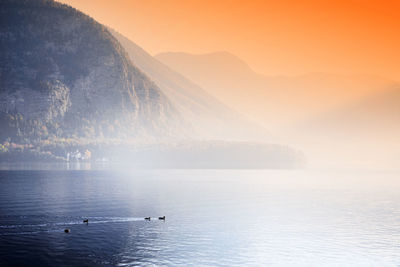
[144,217,151,221]
[158,216,165,220]
[64,228,70,233]
[83,219,89,224]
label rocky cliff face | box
[0,0,181,142]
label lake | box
[0,169,399,266]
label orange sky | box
[58,0,400,80]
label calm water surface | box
[0,169,399,266]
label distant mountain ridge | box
[156,51,398,130]
[110,30,270,141]
[155,51,400,168]
[305,85,400,132]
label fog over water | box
[1,169,400,266]
[1,1,399,265]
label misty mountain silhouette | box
[156,51,400,168]
[306,85,400,133]
[109,30,270,141]
[156,51,398,130]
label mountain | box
[292,86,400,168]
[305,85,400,134]
[155,51,398,131]
[0,0,303,167]
[110,31,270,141]
[156,51,400,168]
[0,0,182,143]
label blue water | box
[0,169,400,266]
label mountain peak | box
[111,31,271,141]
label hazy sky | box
[58,0,400,80]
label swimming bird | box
[83,219,89,224]
[64,229,70,233]
[158,216,165,220]
[144,217,151,221]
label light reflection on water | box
[0,169,399,266]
